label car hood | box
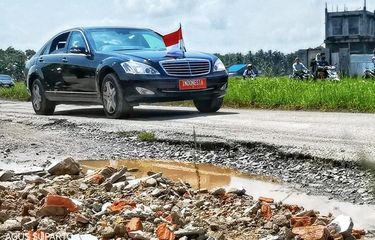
[0,79,13,83]
[108,50,216,62]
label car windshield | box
[86,28,166,52]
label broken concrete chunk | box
[279,226,295,239]
[126,217,143,232]
[22,218,39,230]
[0,219,22,232]
[101,226,115,238]
[144,178,157,187]
[292,225,329,240]
[261,203,273,220]
[226,187,246,196]
[75,213,90,224]
[151,188,166,197]
[114,223,126,237]
[156,223,176,240]
[210,187,226,196]
[128,230,152,240]
[23,175,46,184]
[327,215,353,236]
[44,195,79,212]
[259,196,274,203]
[174,225,206,237]
[0,170,15,181]
[0,210,9,223]
[47,157,81,175]
[244,201,261,215]
[272,214,289,227]
[291,216,315,228]
[38,218,57,233]
[37,206,69,217]
[296,209,317,217]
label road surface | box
[1,100,374,162]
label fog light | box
[135,87,155,95]
[220,83,227,90]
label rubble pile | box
[0,158,369,239]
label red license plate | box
[179,79,207,90]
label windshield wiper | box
[113,48,144,51]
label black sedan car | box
[25,27,228,118]
[0,74,15,87]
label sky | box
[0,0,374,54]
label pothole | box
[80,159,375,230]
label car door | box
[62,31,97,92]
[39,32,70,91]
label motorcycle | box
[289,69,313,80]
[316,66,340,81]
[363,68,375,79]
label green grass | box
[137,131,156,142]
[224,77,375,112]
[0,81,29,101]
[1,77,375,113]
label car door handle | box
[38,57,44,62]
[62,57,68,63]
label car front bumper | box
[0,82,14,87]
[118,73,228,104]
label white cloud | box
[0,0,373,53]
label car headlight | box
[213,59,226,72]
[121,60,160,75]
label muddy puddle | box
[80,159,375,230]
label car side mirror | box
[69,47,88,55]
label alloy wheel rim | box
[103,81,117,114]
[32,85,42,111]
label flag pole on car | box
[163,23,186,58]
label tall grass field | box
[1,77,375,112]
[225,77,375,112]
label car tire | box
[31,79,56,115]
[101,73,133,119]
[193,97,223,113]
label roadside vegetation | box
[0,81,29,101]
[2,77,375,113]
[225,77,375,112]
[137,131,156,142]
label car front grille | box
[160,59,211,77]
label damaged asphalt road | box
[0,100,374,207]
[1,100,375,162]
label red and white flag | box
[163,24,186,57]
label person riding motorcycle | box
[364,49,375,79]
[316,55,329,79]
[243,64,257,79]
[292,58,308,79]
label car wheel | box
[31,79,55,115]
[101,73,133,119]
[193,97,223,113]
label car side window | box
[67,31,87,51]
[41,42,51,56]
[49,32,70,54]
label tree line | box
[215,50,298,76]
[0,47,35,80]
[0,47,298,80]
